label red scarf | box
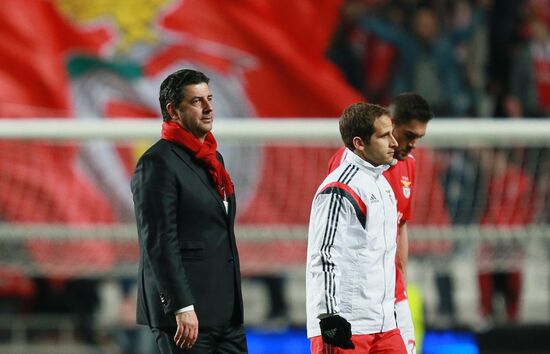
[161,121,234,199]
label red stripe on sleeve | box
[320,182,367,217]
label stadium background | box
[0,0,549,353]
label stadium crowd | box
[328,0,550,118]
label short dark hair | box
[389,92,434,125]
[339,102,389,150]
[159,69,210,121]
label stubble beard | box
[394,148,410,161]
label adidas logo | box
[370,194,379,203]
[324,328,337,338]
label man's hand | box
[174,310,199,349]
[319,315,355,349]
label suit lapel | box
[228,193,236,227]
[170,144,229,217]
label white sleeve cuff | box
[174,305,194,315]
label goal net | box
[0,118,549,326]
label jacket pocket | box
[180,240,205,260]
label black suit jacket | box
[131,139,243,328]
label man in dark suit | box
[131,69,247,353]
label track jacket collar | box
[344,148,390,178]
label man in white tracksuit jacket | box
[306,103,406,354]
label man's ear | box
[352,136,365,152]
[166,103,177,120]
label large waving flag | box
[0,0,363,275]
[0,0,360,216]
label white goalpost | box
[0,118,550,144]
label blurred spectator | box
[436,147,487,327]
[355,3,486,116]
[440,149,486,225]
[327,0,426,105]
[0,267,35,327]
[114,278,158,354]
[487,0,526,117]
[31,277,101,344]
[457,0,492,116]
[262,275,288,323]
[251,274,290,328]
[408,147,455,327]
[326,0,369,92]
[477,150,536,324]
[505,3,550,117]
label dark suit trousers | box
[152,324,247,354]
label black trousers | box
[151,324,247,354]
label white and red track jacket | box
[306,150,398,337]
[328,146,416,303]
